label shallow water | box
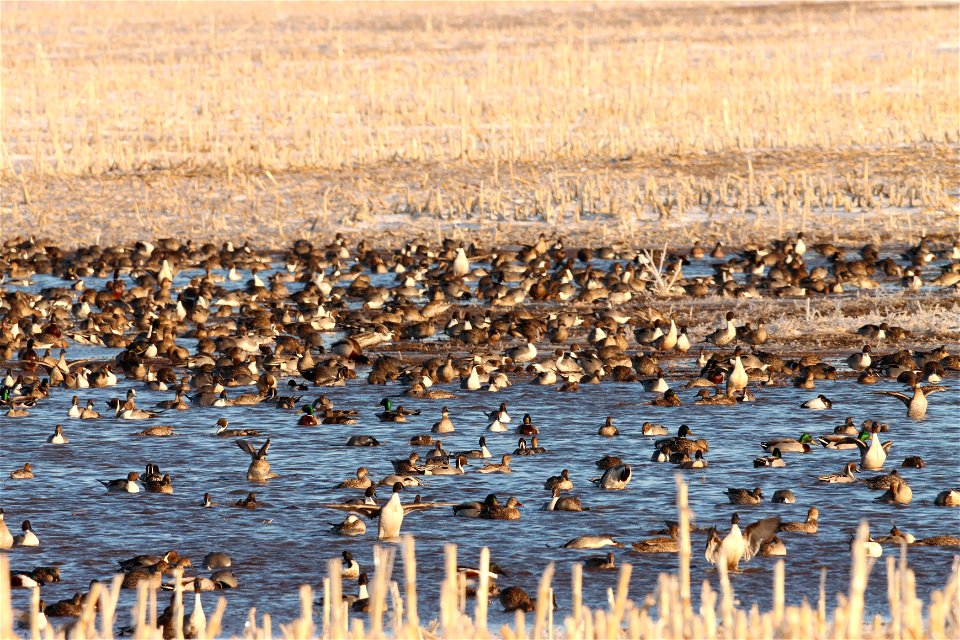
[2,260,959,635]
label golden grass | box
[3,476,958,639]
[0,1,958,246]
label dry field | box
[0,1,958,247]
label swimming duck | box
[800,394,833,410]
[876,526,916,545]
[847,345,872,370]
[236,438,279,480]
[760,433,814,453]
[877,383,946,418]
[771,489,796,504]
[934,489,960,506]
[79,400,100,420]
[562,534,623,549]
[779,507,819,533]
[391,453,424,474]
[330,514,366,536]
[409,434,433,446]
[819,462,859,483]
[336,467,372,489]
[516,414,539,435]
[485,402,511,423]
[234,492,259,508]
[705,513,780,571]
[456,436,492,459]
[597,416,619,436]
[346,435,381,447]
[298,404,320,426]
[725,487,763,505]
[99,471,140,493]
[478,454,512,474]
[10,463,34,479]
[650,389,682,406]
[641,422,669,436]
[499,586,535,612]
[453,494,497,518]
[12,519,40,547]
[542,487,586,512]
[850,534,883,558]
[431,406,456,433]
[593,463,631,490]
[45,593,83,618]
[860,468,901,490]
[631,524,680,553]
[876,475,912,505]
[901,456,925,468]
[202,552,232,570]
[377,398,420,422]
[146,474,174,494]
[583,552,617,571]
[754,449,785,468]
[543,469,573,491]
[914,534,960,546]
[377,483,404,539]
[339,550,360,579]
[213,418,260,437]
[852,424,893,470]
[529,435,548,454]
[427,455,468,475]
[760,536,787,557]
[117,399,161,420]
[680,450,708,469]
[480,496,523,520]
[654,425,709,454]
[694,388,736,405]
[67,395,81,418]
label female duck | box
[431,406,456,433]
[478,454,512,474]
[480,496,523,520]
[597,417,620,437]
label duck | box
[760,536,787,557]
[852,424,893,470]
[330,514,366,536]
[391,453,424,474]
[431,406,456,433]
[499,586,535,613]
[377,482,404,539]
[478,454,512,474]
[116,399,161,420]
[800,394,833,410]
[705,513,780,571]
[850,534,883,558]
[861,469,902,490]
[485,402,511,423]
[79,400,101,419]
[632,525,681,554]
[901,456,925,468]
[877,383,946,418]
[0,509,12,548]
[543,469,573,492]
[771,489,796,504]
[694,388,737,405]
[67,395,81,418]
[654,425,709,454]
[680,450,708,469]
[847,345,872,370]
[45,593,83,618]
[876,526,916,545]
[779,507,819,533]
[453,494,497,518]
[298,404,320,426]
[760,433,814,453]
[10,463,34,479]
[562,535,623,549]
[542,487,586,512]
[236,438,279,480]
[725,487,763,505]
[934,489,960,506]
[146,474,174,494]
[234,492,259,508]
[641,422,669,436]
[583,552,617,571]
[456,436,492,459]
[213,418,260,438]
[753,449,785,468]
[876,475,912,505]
[377,398,420,422]
[914,534,960,547]
[99,471,140,493]
[427,455,468,475]
[651,389,682,406]
[480,496,523,520]
[597,416,620,436]
[592,463,631,490]
[346,435,381,447]
[339,551,360,579]
[13,520,40,546]
[336,467,372,489]
[819,462,859,483]
[516,414,539,435]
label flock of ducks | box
[0,232,958,633]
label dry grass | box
[0,1,958,246]
[3,476,958,639]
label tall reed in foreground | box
[2,475,957,639]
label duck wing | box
[743,516,781,562]
[257,439,271,458]
[876,391,910,407]
[704,528,722,565]
[920,385,947,395]
[235,439,257,457]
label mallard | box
[760,433,814,453]
[480,496,523,520]
[632,524,680,553]
[705,513,780,571]
[597,416,620,436]
[876,476,912,505]
[377,398,421,422]
[818,462,858,483]
[592,463,631,490]
[650,389,682,406]
[877,383,947,419]
[516,414,539,435]
[297,405,320,426]
[754,449,785,468]
[800,394,833,410]
[478,454,512,474]
[779,507,819,533]
[725,487,763,505]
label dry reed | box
[2,475,957,640]
[0,2,957,247]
